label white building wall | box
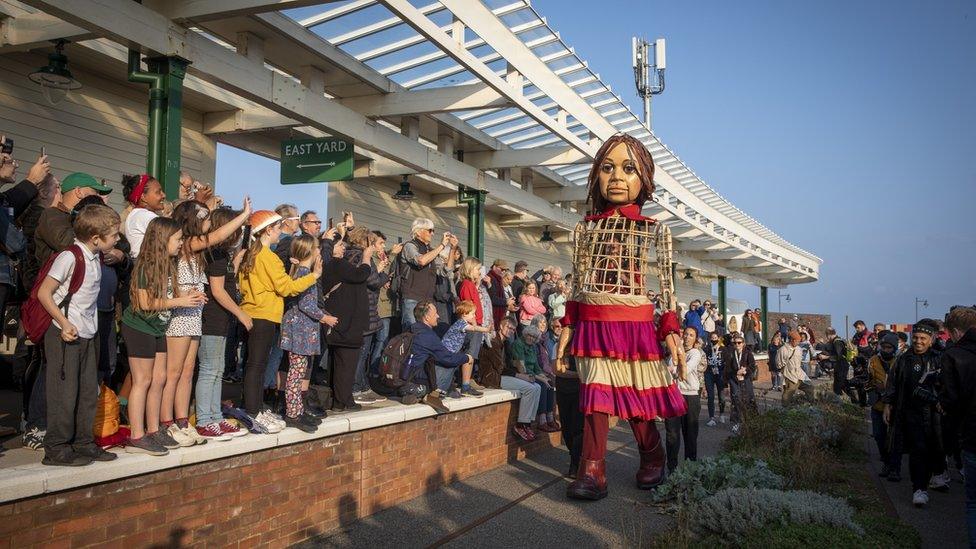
[0,51,216,211]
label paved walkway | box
[301,405,732,548]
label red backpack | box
[21,245,87,344]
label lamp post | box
[915,297,928,322]
[778,291,791,312]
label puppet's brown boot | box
[567,459,608,500]
[636,440,666,489]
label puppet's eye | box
[601,163,614,173]
[624,164,637,174]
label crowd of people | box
[4,147,976,544]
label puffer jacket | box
[344,246,388,335]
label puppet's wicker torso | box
[565,213,686,420]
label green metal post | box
[129,51,189,200]
[760,286,769,351]
[458,186,487,260]
[718,276,727,322]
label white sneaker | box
[167,423,195,447]
[183,425,207,445]
[266,411,286,430]
[254,412,283,434]
[719,414,727,424]
[912,490,929,507]
[929,472,950,491]
[706,418,717,427]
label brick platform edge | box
[0,401,560,548]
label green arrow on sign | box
[280,137,354,184]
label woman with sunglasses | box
[722,336,756,435]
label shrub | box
[653,455,783,509]
[687,488,864,545]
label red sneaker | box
[218,420,248,438]
[512,424,535,442]
[196,423,231,441]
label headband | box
[913,322,936,335]
[127,174,150,205]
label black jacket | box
[722,347,756,383]
[344,246,389,336]
[321,255,370,348]
[884,347,942,426]
[941,328,976,452]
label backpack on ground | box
[373,331,429,400]
[20,245,87,344]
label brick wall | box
[0,401,560,548]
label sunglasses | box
[303,220,322,225]
[734,341,744,345]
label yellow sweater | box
[868,355,893,412]
[239,247,317,323]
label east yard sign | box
[280,137,354,184]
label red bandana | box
[127,174,149,205]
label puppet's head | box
[585,133,656,213]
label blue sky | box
[217,0,975,330]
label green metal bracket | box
[128,51,189,200]
[457,186,487,260]
[718,276,727,323]
[760,286,769,351]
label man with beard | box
[884,319,947,508]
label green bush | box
[652,455,783,509]
[687,488,863,545]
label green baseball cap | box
[61,172,113,195]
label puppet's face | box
[598,142,642,206]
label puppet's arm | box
[656,223,686,381]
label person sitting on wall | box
[402,300,472,413]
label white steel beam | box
[337,84,511,117]
[378,0,596,159]
[464,147,587,169]
[29,0,580,230]
[202,109,299,134]
[144,0,345,23]
[0,12,91,51]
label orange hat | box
[249,210,282,234]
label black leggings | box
[555,377,584,468]
[665,394,701,472]
[244,319,277,415]
[330,346,360,408]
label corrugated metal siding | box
[0,52,215,211]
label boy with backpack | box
[32,203,121,466]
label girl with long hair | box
[121,218,207,456]
[161,199,250,446]
[195,207,253,440]
[279,234,336,432]
[239,210,321,433]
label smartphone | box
[240,224,252,247]
[40,146,46,157]
[397,236,403,244]
[1,138,12,155]
[328,217,334,229]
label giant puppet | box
[555,133,687,500]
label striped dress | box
[563,205,687,421]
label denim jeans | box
[353,332,376,394]
[265,340,282,390]
[963,450,976,548]
[196,335,226,426]
[703,368,725,418]
[401,298,419,331]
[435,364,458,393]
[369,317,391,375]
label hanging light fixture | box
[29,40,81,105]
[539,225,554,243]
[683,269,694,280]
[392,175,415,201]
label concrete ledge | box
[0,389,520,504]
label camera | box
[912,369,941,403]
